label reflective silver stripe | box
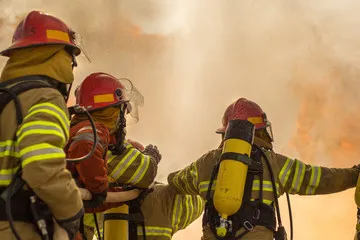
[0,168,18,184]
[78,126,98,132]
[70,132,103,149]
[28,104,69,131]
[196,196,203,218]
[18,124,63,136]
[0,141,19,157]
[305,166,321,194]
[127,155,150,184]
[199,181,216,193]
[110,149,139,179]
[193,194,198,221]
[186,195,195,228]
[172,174,188,194]
[172,195,182,233]
[190,163,198,192]
[182,195,190,229]
[290,160,306,193]
[279,158,294,187]
[21,146,64,160]
[183,168,196,194]
[137,226,172,237]
[252,180,280,195]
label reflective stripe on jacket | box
[107,140,158,188]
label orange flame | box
[290,69,360,167]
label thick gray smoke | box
[2,1,360,239]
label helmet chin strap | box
[109,103,128,155]
[64,84,73,104]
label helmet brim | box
[0,42,81,57]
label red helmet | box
[0,10,81,57]
[216,98,274,141]
[76,72,130,112]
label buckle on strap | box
[253,209,260,220]
[243,221,254,231]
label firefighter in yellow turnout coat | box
[168,98,360,240]
[81,137,161,238]
[0,11,84,239]
[85,182,204,240]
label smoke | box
[2,0,360,239]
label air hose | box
[66,105,98,163]
[258,146,293,240]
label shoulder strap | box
[0,75,55,124]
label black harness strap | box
[0,75,55,116]
[93,213,102,240]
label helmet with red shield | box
[216,98,274,143]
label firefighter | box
[66,72,128,212]
[84,182,204,240]
[68,73,161,238]
[81,140,174,240]
[167,97,360,240]
[0,11,84,240]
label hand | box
[143,144,162,163]
[55,215,83,240]
[53,221,70,240]
[82,191,107,209]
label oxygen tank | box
[213,119,255,237]
[104,204,129,240]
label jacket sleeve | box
[67,122,110,194]
[171,193,205,234]
[168,149,221,196]
[18,90,84,221]
[275,152,359,195]
[107,140,158,188]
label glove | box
[83,190,107,209]
[143,144,162,164]
[55,209,84,240]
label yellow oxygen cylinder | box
[104,204,129,240]
[213,119,255,237]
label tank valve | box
[216,217,232,237]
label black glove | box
[143,144,162,163]
[83,190,107,209]
[55,208,84,240]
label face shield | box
[117,78,144,125]
[262,113,274,142]
[67,30,91,68]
